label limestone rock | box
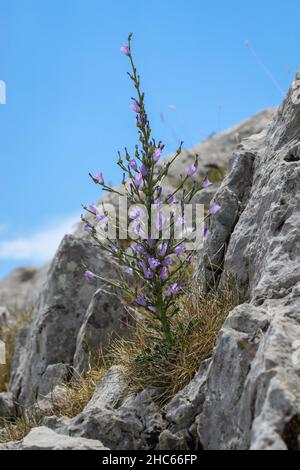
[164,109,275,193]
[38,364,71,398]
[83,365,127,410]
[74,289,129,372]
[195,70,300,450]
[68,388,166,450]
[9,235,123,405]
[0,392,16,418]
[46,366,166,450]
[159,360,210,450]
[14,426,108,450]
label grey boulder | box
[0,392,16,418]
[13,426,108,450]
[9,234,124,405]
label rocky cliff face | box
[195,71,300,450]
[1,89,298,451]
[9,236,127,405]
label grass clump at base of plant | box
[0,281,240,443]
[110,281,240,404]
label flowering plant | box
[82,34,220,345]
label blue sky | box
[0,0,300,279]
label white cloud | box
[0,215,79,262]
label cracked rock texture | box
[9,235,125,406]
[44,366,166,450]
[2,426,108,450]
[192,70,300,450]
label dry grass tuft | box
[50,366,108,418]
[0,365,108,443]
[110,281,240,404]
[0,407,44,443]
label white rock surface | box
[13,426,108,450]
[9,235,124,405]
[195,70,300,450]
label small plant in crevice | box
[109,279,240,404]
[82,34,221,347]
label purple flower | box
[187,163,197,177]
[132,243,145,254]
[166,282,181,297]
[157,243,168,257]
[137,113,147,126]
[167,195,177,204]
[141,260,154,280]
[210,202,221,215]
[147,238,156,248]
[123,267,133,276]
[120,44,130,56]
[84,270,95,280]
[84,223,93,233]
[129,207,143,220]
[88,204,98,214]
[93,172,104,184]
[96,214,108,225]
[203,177,213,189]
[156,212,165,231]
[174,244,185,254]
[160,266,169,281]
[148,257,160,270]
[133,222,145,236]
[162,256,173,267]
[137,295,147,306]
[134,172,143,189]
[203,227,210,241]
[129,159,137,170]
[140,165,149,176]
[153,148,162,162]
[130,102,140,113]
